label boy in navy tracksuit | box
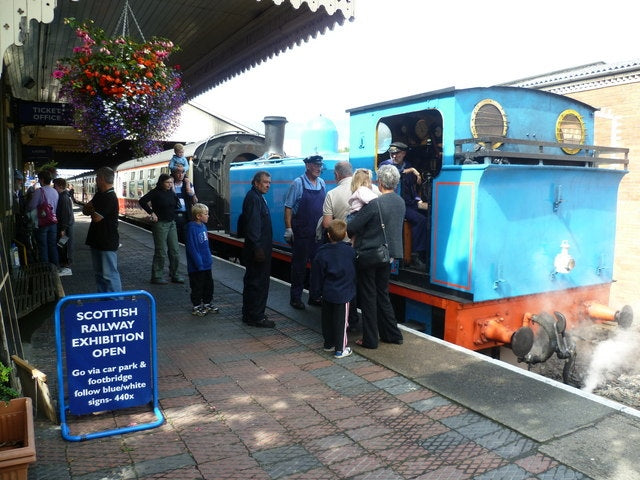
[310,219,356,358]
[186,203,218,316]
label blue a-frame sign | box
[55,290,164,441]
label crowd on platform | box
[13,142,425,357]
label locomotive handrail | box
[229,157,285,167]
[454,136,629,168]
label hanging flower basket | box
[53,17,186,156]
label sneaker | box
[191,305,206,317]
[203,303,219,314]
[323,345,334,352]
[334,347,352,359]
[57,267,72,276]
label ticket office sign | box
[64,298,152,415]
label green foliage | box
[0,362,19,402]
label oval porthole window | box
[377,122,392,154]
[470,99,507,149]
[556,109,585,154]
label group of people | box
[80,146,214,317]
[19,141,425,361]
[15,168,75,276]
[136,144,215,315]
[239,142,420,358]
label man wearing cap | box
[284,155,326,309]
[380,142,429,270]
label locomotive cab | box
[374,109,443,273]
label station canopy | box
[2,0,353,166]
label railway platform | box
[22,210,640,479]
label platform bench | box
[11,263,59,318]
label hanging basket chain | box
[114,0,146,42]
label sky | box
[190,0,639,155]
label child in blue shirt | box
[310,219,356,358]
[168,143,189,173]
[186,203,217,316]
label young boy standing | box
[310,219,356,358]
[186,203,218,316]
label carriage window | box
[556,109,585,154]
[139,170,144,180]
[470,99,508,148]
[149,168,156,178]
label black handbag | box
[355,201,390,268]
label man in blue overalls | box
[284,155,326,309]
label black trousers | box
[175,212,188,243]
[242,249,271,322]
[356,262,403,348]
[290,235,318,301]
[321,300,349,353]
[189,269,213,306]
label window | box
[470,99,508,148]
[556,109,585,154]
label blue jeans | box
[36,224,59,266]
[90,248,122,292]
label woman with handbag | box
[27,169,59,267]
[347,164,405,349]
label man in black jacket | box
[83,167,122,292]
[241,171,275,328]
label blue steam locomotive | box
[218,86,632,374]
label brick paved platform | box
[22,212,640,479]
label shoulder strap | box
[375,200,388,245]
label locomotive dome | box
[300,115,339,156]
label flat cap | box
[303,155,323,164]
[388,142,408,154]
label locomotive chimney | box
[262,116,287,158]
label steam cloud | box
[582,303,640,394]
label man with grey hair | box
[321,160,353,230]
[83,167,122,292]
